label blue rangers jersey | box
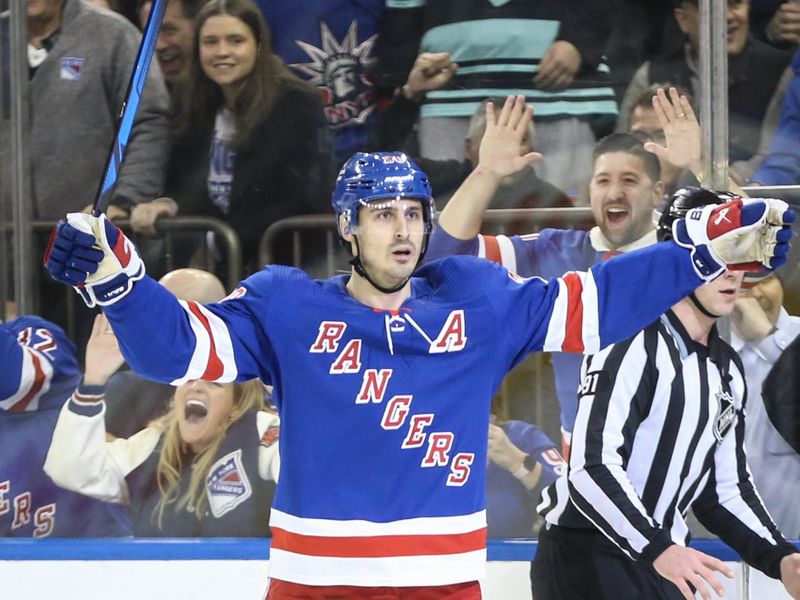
[103,248,702,586]
[0,317,130,537]
[256,0,384,163]
[427,226,657,437]
[0,316,80,413]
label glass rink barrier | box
[0,537,797,600]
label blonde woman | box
[44,314,280,536]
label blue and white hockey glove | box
[45,213,145,307]
[673,197,795,280]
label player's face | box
[589,152,662,247]
[199,14,258,95]
[695,270,745,317]
[352,199,426,290]
[175,380,236,453]
[141,0,195,85]
[738,274,783,324]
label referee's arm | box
[692,397,797,580]
[567,329,673,562]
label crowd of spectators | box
[1,0,800,556]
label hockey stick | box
[92,0,167,216]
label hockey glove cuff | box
[673,198,795,280]
[45,213,144,307]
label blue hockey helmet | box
[332,152,435,234]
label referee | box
[533,188,800,600]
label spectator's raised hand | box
[83,313,126,386]
[644,87,701,176]
[478,95,542,180]
[534,40,581,91]
[402,52,458,102]
[767,3,800,45]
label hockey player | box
[45,97,793,597]
[0,315,130,537]
[534,188,800,600]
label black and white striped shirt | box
[538,310,796,579]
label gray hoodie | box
[28,0,169,220]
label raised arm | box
[436,95,541,240]
[644,87,746,197]
[44,314,158,503]
[43,214,270,384]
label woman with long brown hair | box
[166,0,333,273]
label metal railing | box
[258,214,340,276]
[258,208,596,274]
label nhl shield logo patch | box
[60,57,84,80]
[206,449,252,518]
[713,387,736,443]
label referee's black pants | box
[531,524,686,600]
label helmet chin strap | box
[349,235,429,295]
[689,292,721,319]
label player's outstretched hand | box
[672,197,795,280]
[653,544,733,600]
[45,213,145,307]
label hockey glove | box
[45,213,145,307]
[673,197,795,280]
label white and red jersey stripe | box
[476,233,532,273]
[0,346,54,413]
[170,300,239,385]
[542,270,600,354]
[268,508,487,586]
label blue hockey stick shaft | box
[92,0,167,215]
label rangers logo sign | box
[60,57,85,80]
[206,449,252,518]
[713,387,735,443]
